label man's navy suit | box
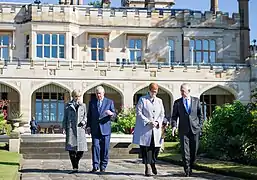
[87,97,116,170]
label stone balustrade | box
[0,3,240,28]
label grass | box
[0,143,21,180]
[159,142,257,179]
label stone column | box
[65,31,72,61]
[123,82,134,109]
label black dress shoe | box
[185,173,190,177]
[100,169,105,172]
[150,163,157,175]
[144,164,151,176]
[90,168,99,172]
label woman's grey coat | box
[62,100,88,151]
[133,94,165,147]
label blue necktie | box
[185,99,190,113]
[97,100,102,112]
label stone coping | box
[0,135,9,143]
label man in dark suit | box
[171,83,203,177]
[86,86,116,172]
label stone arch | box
[200,85,236,120]
[199,84,238,99]
[133,85,173,117]
[83,82,124,112]
[30,81,72,97]
[0,81,21,120]
[31,83,71,133]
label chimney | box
[210,0,218,13]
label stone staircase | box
[20,134,140,159]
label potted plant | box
[102,0,111,8]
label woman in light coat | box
[133,83,165,176]
[63,89,88,174]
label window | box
[0,35,9,61]
[71,36,75,59]
[190,39,216,64]
[36,33,65,58]
[168,39,175,64]
[25,35,30,59]
[128,38,143,62]
[90,37,105,61]
[35,92,65,122]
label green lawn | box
[159,142,257,179]
[0,143,21,180]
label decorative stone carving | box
[198,84,213,93]
[226,82,239,93]
[62,81,74,90]
[82,81,96,92]
[100,70,106,76]
[112,83,124,91]
[5,81,21,89]
[30,81,44,89]
[132,83,148,90]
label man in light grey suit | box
[171,83,203,177]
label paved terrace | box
[20,159,241,180]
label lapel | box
[69,101,76,112]
[180,97,193,114]
[99,98,107,115]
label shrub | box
[111,107,136,134]
[200,100,257,165]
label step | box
[22,153,140,159]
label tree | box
[88,0,102,7]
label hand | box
[172,127,176,137]
[86,127,91,135]
[153,121,159,128]
[105,110,113,116]
[78,121,86,128]
[62,129,66,134]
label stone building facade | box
[0,0,253,133]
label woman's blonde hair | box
[71,89,81,97]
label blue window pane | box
[196,52,202,63]
[135,39,142,49]
[59,34,65,45]
[130,50,135,61]
[52,46,57,58]
[98,50,104,61]
[44,34,50,44]
[98,38,104,48]
[52,34,57,45]
[36,100,42,121]
[91,50,97,60]
[170,51,175,63]
[91,38,97,48]
[43,100,50,121]
[2,47,9,60]
[195,40,202,50]
[169,39,174,50]
[136,51,142,61]
[37,34,43,44]
[210,40,216,51]
[129,39,135,48]
[203,52,209,63]
[190,40,194,49]
[2,36,9,45]
[210,52,216,63]
[44,46,50,58]
[59,47,64,58]
[50,101,57,122]
[58,101,64,122]
[36,46,43,58]
[203,40,209,50]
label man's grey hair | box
[180,83,191,91]
[95,86,105,93]
[71,89,81,97]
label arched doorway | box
[0,83,20,120]
[31,83,70,133]
[133,87,173,117]
[200,86,236,120]
[83,84,123,113]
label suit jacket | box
[86,97,116,136]
[171,96,203,135]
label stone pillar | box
[210,0,218,14]
[65,32,72,61]
[123,83,134,108]
[30,31,36,59]
[238,0,250,63]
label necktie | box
[97,100,102,111]
[185,99,190,113]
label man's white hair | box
[95,86,105,93]
[180,83,191,91]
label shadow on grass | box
[0,161,19,166]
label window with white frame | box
[90,37,105,61]
[25,34,30,59]
[168,39,175,64]
[190,39,216,63]
[36,33,65,58]
[128,38,143,62]
[0,35,9,61]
